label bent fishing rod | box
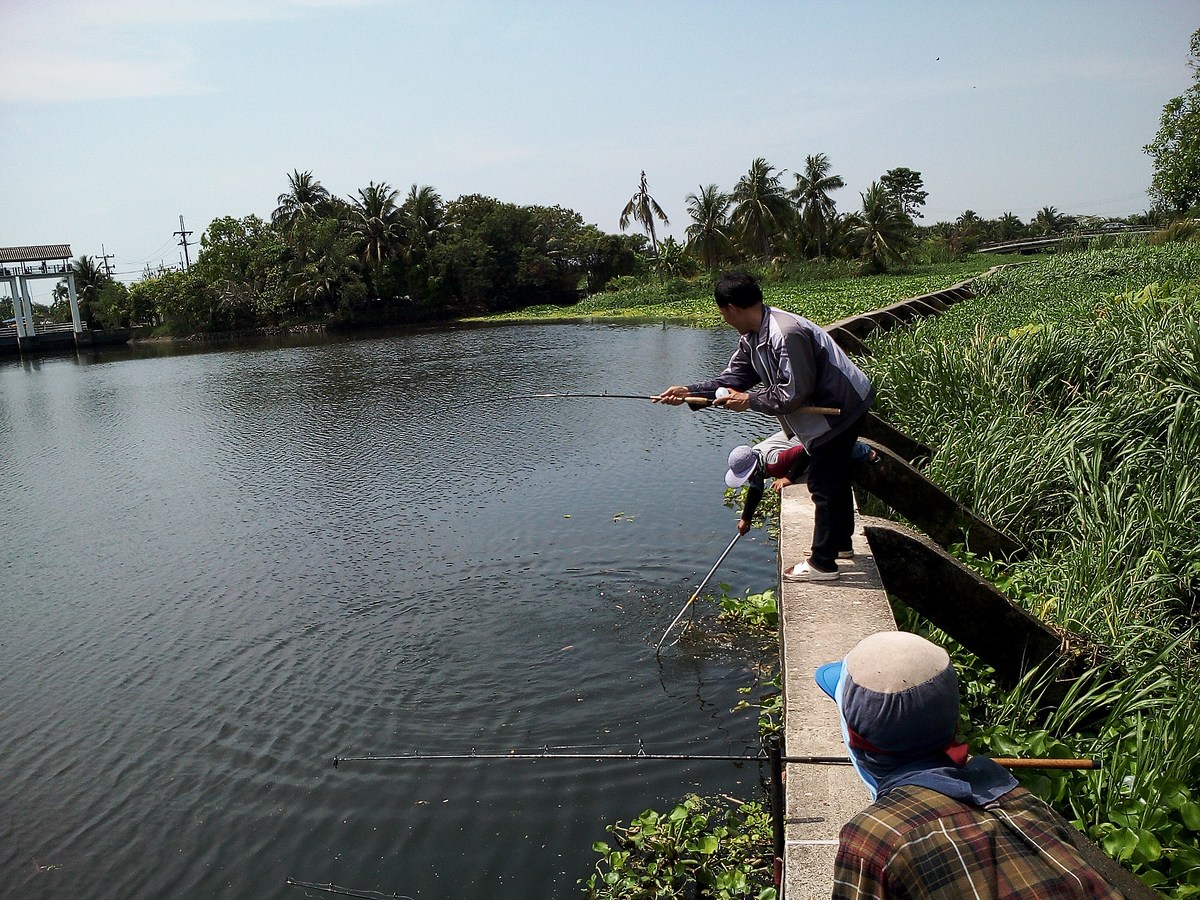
[493,391,842,415]
[654,530,743,656]
[331,748,1101,770]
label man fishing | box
[816,631,1124,899]
[655,272,875,580]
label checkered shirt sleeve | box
[831,785,1127,899]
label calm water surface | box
[0,325,783,899]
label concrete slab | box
[778,486,896,900]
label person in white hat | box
[724,433,810,535]
[725,435,873,538]
[816,631,1123,899]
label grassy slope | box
[476,257,1012,327]
[864,243,1200,895]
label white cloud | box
[0,44,202,103]
[0,0,386,103]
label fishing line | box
[285,877,415,899]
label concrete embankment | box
[777,492,893,900]
[776,270,1160,899]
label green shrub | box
[582,794,777,900]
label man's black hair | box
[714,272,763,308]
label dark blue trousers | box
[806,416,865,570]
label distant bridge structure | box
[0,244,88,355]
[975,225,1156,255]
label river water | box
[0,324,783,899]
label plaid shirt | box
[832,784,1125,899]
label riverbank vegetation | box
[864,243,1200,894]
[583,242,1200,898]
[17,159,1172,341]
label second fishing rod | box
[490,390,842,416]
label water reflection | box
[0,324,780,898]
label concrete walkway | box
[778,486,894,900]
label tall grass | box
[867,245,1200,894]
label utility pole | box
[99,244,115,277]
[174,215,194,270]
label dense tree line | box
[616,157,925,279]
[78,173,645,334]
[38,17,1200,341]
[642,157,1160,280]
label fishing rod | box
[331,749,1100,771]
[494,391,842,415]
[654,531,743,656]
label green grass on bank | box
[478,256,1015,328]
[579,243,1200,897]
[863,243,1200,895]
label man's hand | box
[737,518,752,535]
[771,477,792,493]
[713,389,750,412]
[653,386,691,405]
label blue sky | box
[1,0,1195,295]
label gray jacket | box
[689,306,875,450]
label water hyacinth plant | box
[865,244,1200,894]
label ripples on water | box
[0,325,782,898]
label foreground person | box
[655,272,874,580]
[816,631,1123,899]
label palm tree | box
[731,157,792,262]
[845,183,915,274]
[619,170,670,255]
[400,185,445,258]
[1033,206,1067,235]
[789,154,845,258]
[994,212,1026,242]
[348,181,403,269]
[684,184,734,271]
[71,255,110,329]
[273,170,332,230]
[399,184,445,296]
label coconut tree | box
[845,182,915,274]
[684,184,734,271]
[993,212,1026,242]
[731,157,792,262]
[952,209,983,250]
[70,254,112,326]
[273,169,332,230]
[619,170,670,255]
[348,181,403,270]
[396,184,445,297]
[789,154,845,258]
[1033,206,1070,235]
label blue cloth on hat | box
[815,633,1017,805]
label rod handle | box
[683,397,842,416]
[990,757,1101,770]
